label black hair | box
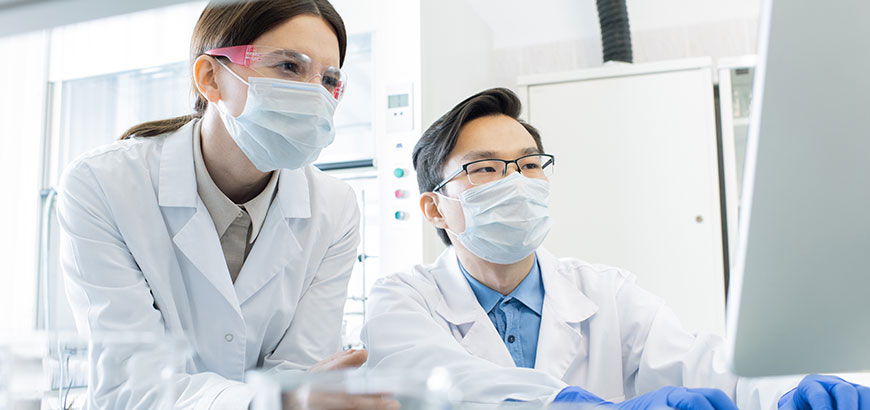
[411,87,545,245]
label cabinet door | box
[527,67,725,335]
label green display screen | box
[388,93,409,109]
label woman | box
[57,1,375,408]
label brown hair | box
[120,0,347,139]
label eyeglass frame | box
[204,45,346,100]
[432,153,555,193]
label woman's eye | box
[322,76,339,88]
[278,61,302,74]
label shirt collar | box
[241,170,278,243]
[458,254,545,316]
[193,122,278,243]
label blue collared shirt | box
[458,255,544,368]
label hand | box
[615,387,738,410]
[778,375,870,410]
[308,349,368,372]
[554,385,738,410]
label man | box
[361,88,869,410]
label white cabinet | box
[518,58,726,335]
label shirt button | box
[507,335,516,343]
[224,333,234,342]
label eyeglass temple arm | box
[205,45,254,66]
[433,167,466,192]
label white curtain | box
[0,31,49,332]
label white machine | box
[726,0,870,376]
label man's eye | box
[470,167,497,174]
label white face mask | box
[214,60,338,171]
[438,172,553,264]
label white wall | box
[464,0,760,48]
[418,0,501,262]
[461,0,761,87]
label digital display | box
[388,93,409,109]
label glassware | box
[0,332,190,410]
[248,367,460,410]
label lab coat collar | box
[157,118,312,221]
[275,167,311,219]
[431,247,516,367]
[158,120,199,208]
[432,247,488,325]
[234,167,309,304]
[431,247,599,376]
[536,248,599,323]
[434,248,598,324]
[534,248,599,379]
[158,119,309,312]
[234,196,303,304]
[172,198,243,317]
[459,256,544,316]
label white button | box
[224,333,234,342]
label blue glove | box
[778,375,870,410]
[554,385,738,410]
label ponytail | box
[119,91,208,140]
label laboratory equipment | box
[717,55,756,272]
[726,0,870,376]
[0,332,190,410]
[247,368,459,410]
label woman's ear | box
[420,192,449,229]
[193,55,222,103]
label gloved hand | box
[553,385,738,410]
[778,374,870,410]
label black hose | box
[596,0,633,63]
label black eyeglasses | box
[433,153,555,192]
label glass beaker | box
[0,331,190,410]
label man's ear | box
[420,192,449,229]
[193,54,222,103]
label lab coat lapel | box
[234,168,309,304]
[534,248,599,379]
[172,202,242,313]
[157,121,242,316]
[432,248,516,368]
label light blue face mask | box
[439,172,553,264]
[214,59,338,171]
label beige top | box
[192,122,279,282]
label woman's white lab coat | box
[361,247,795,410]
[57,120,360,409]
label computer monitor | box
[725,0,870,377]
